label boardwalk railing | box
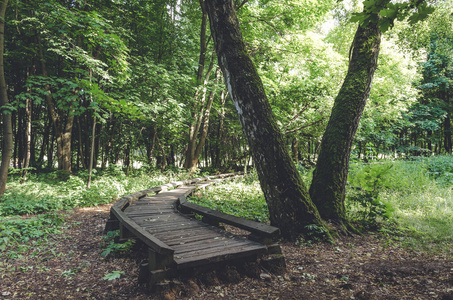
[104,173,282,287]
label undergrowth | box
[2,157,452,257]
[0,213,64,252]
[188,173,269,223]
[190,157,452,256]
[0,167,192,254]
[0,166,190,217]
[347,156,453,256]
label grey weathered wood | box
[174,244,266,269]
[105,172,280,286]
[110,205,174,255]
[179,201,280,240]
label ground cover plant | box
[0,166,191,217]
[190,156,453,257]
[0,167,196,252]
[0,160,451,299]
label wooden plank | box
[129,214,183,223]
[175,242,264,261]
[146,222,208,232]
[179,201,279,239]
[147,223,209,234]
[132,201,173,206]
[174,244,266,269]
[144,194,181,200]
[137,219,199,229]
[127,206,174,212]
[125,206,175,213]
[125,211,175,218]
[125,211,176,217]
[175,245,264,269]
[110,206,174,255]
[172,238,248,254]
[154,227,225,241]
[164,232,226,246]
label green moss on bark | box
[206,0,329,240]
[309,20,381,227]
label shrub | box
[346,163,395,228]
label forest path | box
[104,174,281,288]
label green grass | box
[0,167,192,217]
[347,157,453,256]
[2,158,452,257]
[189,173,269,223]
[191,158,453,257]
[0,167,194,253]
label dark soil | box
[1,205,452,299]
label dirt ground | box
[1,205,452,300]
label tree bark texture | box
[206,0,325,239]
[21,96,32,180]
[309,21,381,224]
[184,0,210,170]
[38,36,74,172]
[0,0,11,198]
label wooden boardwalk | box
[105,174,282,287]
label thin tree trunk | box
[214,90,227,168]
[184,0,212,170]
[190,67,220,170]
[87,68,96,187]
[309,19,381,228]
[77,117,87,169]
[61,112,74,172]
[47,126,55,169]
[87,115,96,188]
[206,0,327,240]
[38,115,51,165]
[444,114,452,153]
[156,135,167,172]
[21,96,32,180]
[0,0,11,198]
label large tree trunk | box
[0,0,11,199]
[309,21,381,227]
[206,0,326,239]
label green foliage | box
[0,170,186,217]
[350,0,435,33]
[100,230,134,258]
[103,270,125,281]
[0,213,64,251]
[188,174,269,223]
[347,163,395,228]
[302,224,330,244]
[347,158,453,255]
[426,155,453,186]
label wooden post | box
[148,248,173,271]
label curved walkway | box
[104,174,282,287]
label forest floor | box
[1,205,452,300]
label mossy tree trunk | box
[309,21,381,227]
[206,0,326,239]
